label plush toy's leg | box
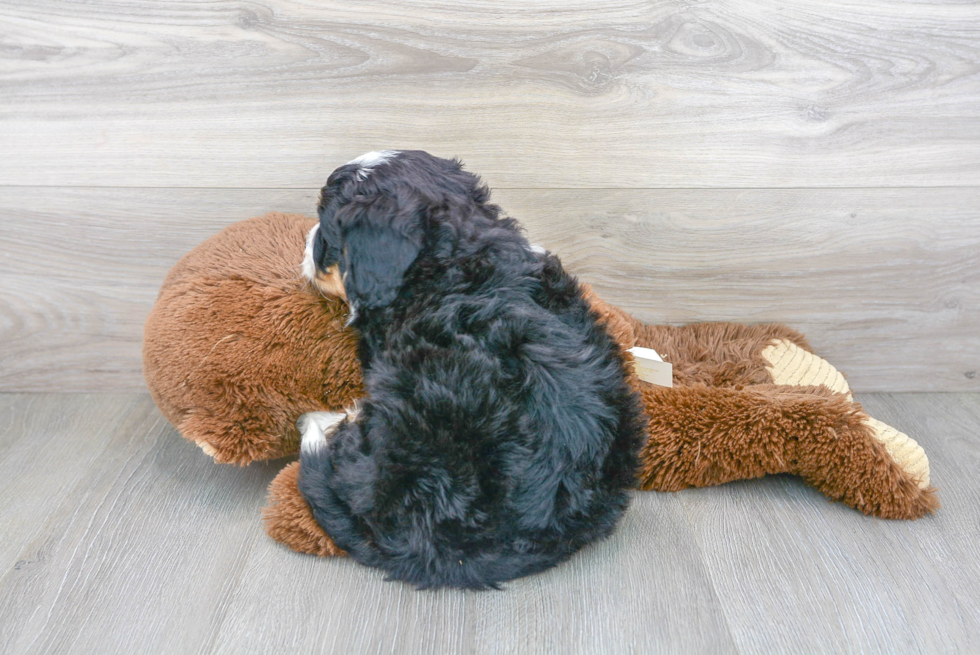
[621,318,936,517]
[636,383,939,519]
[263,412,347,556]
[263,462,344,556]
[632,322,812,387]
[761,339,930,488]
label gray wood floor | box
[1,391,977,654]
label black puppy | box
[299,150,645,589]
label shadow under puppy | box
[299,150,645,589]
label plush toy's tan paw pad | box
[762,339,851,397]
[263,462,345,557]
[863,416,931,489]
[197,441,217,457]
[762,340,931,490]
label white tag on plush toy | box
[628,346,673,388]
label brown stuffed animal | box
[143,213,939,558]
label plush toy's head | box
[144,211,639,466]
[142,213,364,464]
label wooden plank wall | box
[1,0,978,392]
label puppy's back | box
[301,252,645,589]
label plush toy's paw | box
[263,462,346,557]
[637,382,939,520]
[762,339,851,395]
[196,440,218,459]
[762,338,932,492]
[863,416,930,489]
[779,388,939,520]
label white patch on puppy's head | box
[347,150,399,181]
[302,224,319,282]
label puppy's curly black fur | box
[300,151,645,589]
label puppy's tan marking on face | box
[314,264,347,300]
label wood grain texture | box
[859,393,980,635]
[1,186,977,392]
[1,0,978,188]
[1,392,978,653]
[0,394,282,655]
[211,491,736,655]
[0,394,145,574]
[0,187,317,392]
[506,187,980,393]
[678,392,980,654]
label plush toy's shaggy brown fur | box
[264,462,346,556]
[144,214,363,464]
[585,288,938,520]
[143,213,938,560]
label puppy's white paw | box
[298,411,345,455]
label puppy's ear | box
[343,195,422,310]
